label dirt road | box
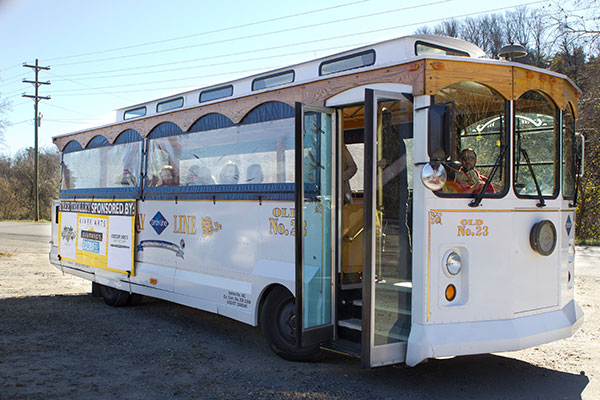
[0,222,597,399]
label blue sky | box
[0,0,554,155]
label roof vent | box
[498,43,527,61]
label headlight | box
[529,220,557,256]
[445,251,462,275]
[421,163,447,191]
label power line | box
[44,0,369,62]
[0,64,22,74]
[9,119,33,126]
[43,101,97,117]
[47,71,134,102]
[52,66,287,96]
[49,43,371,82]
[47,0,549,96]
[52,0,453,67]
[53,41,372,80]
[0,75,28,89]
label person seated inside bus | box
[186,165,216,185]
[119,167,137,187]
[158,165,178,187]
[451,148,495,194]
[342,144,357,204]
[245,163,263,183]
[219,161,239,184]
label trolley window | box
[252,70,295,91]
[200,85,233,103]
[435,81,508,196]
[62,140,142,190]
[123,106,146,120]
[146,118,295,187]
[156,97,183,113]
[514,90,559,198]
[319,50,375,76]
[562,105,576,199]
[415,41,469,57]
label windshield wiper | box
[519,148,546,207]
[469,144,507,207]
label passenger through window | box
[146,118,295,187]
[435,81,507,196]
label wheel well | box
[256,283,293,327]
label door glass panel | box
[374,98,413,346]
[302,111,332,328]
[562,106,576,199]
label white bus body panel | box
[407,187,583,366]
[50,199,296,327]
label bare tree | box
[414,7,549,65]
[546,0,600,54]
[0,94,10,152]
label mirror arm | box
[570,174,580,208]
[570,133,585,208]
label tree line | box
[0,148,60,221]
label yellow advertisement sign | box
[58,199,136,275]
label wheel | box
[126,293,144,306]
[260,286,322,362]
[99,284,131,307]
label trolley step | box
[337,318,409,343]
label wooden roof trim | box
[53,61,425,151]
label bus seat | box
[341,203,364,284]
[245,163,264,183]
[219,161,239,184]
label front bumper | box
[406,299,584,366]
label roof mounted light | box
[498,43,527,61]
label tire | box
[260,286,322,362]
[99,284,131,307]
[126,293,144,306]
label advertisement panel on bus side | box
[58,199,136,275]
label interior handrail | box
[343,226,364,242]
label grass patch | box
[0,251,14,257]
[575,238,600,246]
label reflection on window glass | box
[415,41,469,57]
[435,81,506,196]
[252,71,294,91]
[200,85,233,103]
[374,98,414,345]
[514,90,557,197]
[123,107,146,120]
[562,106,576,199]
[319,50,375,76]
[156,97,183,113]
[61,142,142,190]
[146,118,295,187]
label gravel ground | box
[0,224,597,400]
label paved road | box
[0,221,51,244]
[0,221,597,399]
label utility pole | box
[22,59,50,222]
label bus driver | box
[454,148,495,194]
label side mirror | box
[575,132,585,177]
[428,103,453,162]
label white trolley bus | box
[50,35,583,368]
